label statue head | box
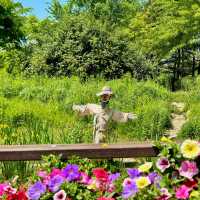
[96,86,113,108]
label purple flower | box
[127,168,140,179]
[48,175,64,192]
[122,179,138,199]
[148,172,161,184]
[179,161,198,179]
[108,173,120,182]
[62,164,80,181]
[156,157,170,172]
[27,181,46,200]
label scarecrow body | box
[72,86,137,144]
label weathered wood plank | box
[0,143,158,161]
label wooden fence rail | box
[0,143,158,161]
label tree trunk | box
[198,62,200,75]
[181,48,184,77]
[192,55,195,77]
[171,61,177,92]
[177,49,181,79]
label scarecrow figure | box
[72,86,137,144]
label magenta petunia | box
[0,183,9,196]
[175,185,190,199]
[50,168,62,178]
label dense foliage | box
[0,0,28,47]
[1,0,200,89]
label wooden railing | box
[0,143,158,161]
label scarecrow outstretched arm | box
[72,104,97,116]
[112,111,137,123]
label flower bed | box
[1,138,200,199]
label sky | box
[16,0,66,19]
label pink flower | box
[0,183,8,196]
[108,183,115,193]
[79,172,92,185]
[156,194,171,200]
[43,176,50,185]
[122,178,134,187]
[53,190,67,200]
[42,168,62,185]
[95,179,107,191]
[175,185,190,199]
[50,168,62,178]
[4,185,17,194]
[156,188,172,200]
[156,157,170,172]
[179,161,198,180]
[93,168,109,182]
[37,171,48,179]
[97,197,115,200]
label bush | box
[7,16,150,80]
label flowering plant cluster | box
[152,137,200,200]
[1,138,200,199]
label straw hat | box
[96,86,113,96]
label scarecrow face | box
[101,94,111,102]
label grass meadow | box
[3,71,200,179]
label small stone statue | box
[72,86,137,144]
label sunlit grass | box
[0,71,172,178]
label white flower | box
[53,190,67,200]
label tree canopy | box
[1,0,200,90]
[0,0,29,47]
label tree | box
[130,0,200,90]
[0,0,29,47]
[67,0,141,28]
[47,0,65,20]
[131,0,200,59]
[6,0,150,80]
[13,14,149,80]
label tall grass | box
[0,73,172,143]
[173,76,200,139]
[0,72,172,178]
